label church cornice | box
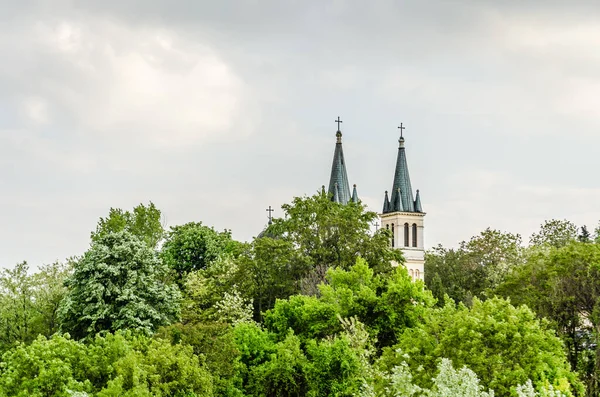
[379,211,426,218]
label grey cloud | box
[1,0,600,267]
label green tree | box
[304,334,364,396]
[500,242,600,395]
[0,334,91,397]
[0,332,214,397]
[425,228,522,306]
[392,297,582,397]
[181,255,244,324]
[0,262,38,352]
[529,219,578,248]
[97,337,213,397]
[265,258,434,348]
[32,261,72,338]
[161,222,238,281]
[92,202,164,249]
[157,322,243,396]
[578,226,591,243]
[0,261,72,354]
[594,223,600,244]
[59,231,181,339]
[237,237,309,320]
[274,191,401,276]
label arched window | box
[412,223,418,247]
[410,269,414,278]
[415,269,420,279]
[404,223,409,247]
[391,223,395,248]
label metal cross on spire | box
[266,205,274,224]
[398,123,406,138]
[335,116,343,131]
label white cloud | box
[29,19,250,148]
[20,96,50,126]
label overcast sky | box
[2,0,600,267]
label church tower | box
[380,125,425,281]
[328,117,358,204]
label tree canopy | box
[0,197,594,397]
[58,231,181,339]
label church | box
[326,118,425,281]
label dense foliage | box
[426,219,600,396]
[59,231,181,339]
[0,200,595,396]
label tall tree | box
[0,261,72,353]
[59,231,181,339]
[161,222,238,281]
[529,219,578,248]
[392,297,583,397]
[579,226,592,243]
[499,242,600,396]
[425,228,522,306]
[237,237,309,321]
[91,202,164,249]
[273,190,401,275]
[32,261,72,338]
[0,262,37,352]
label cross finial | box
[398,123,405,138]
[266,206,274,224]
[335,116,343,131]
[375,222,380,231]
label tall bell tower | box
[380,124,425,281]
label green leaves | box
[59,231,181,339]
[425,228,523,306]
[162,222,238,282]
[0,261,71,355]
[393,297,582,396]
[264,258,434,348]
[529,220,578,249]
[0,333,214,397]
[275,192,401,275]
[92,202,164,249]
[0,334,91,397]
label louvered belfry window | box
[412,223,418,247]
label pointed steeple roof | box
[393,187,404,212]
[333,183,340,203]
[414,189,423,212]
[383,191,390,213]
[328,122,352,205]
[388,135,415,212]
[351,184,359,203]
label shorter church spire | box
[351,184,359,203]
[333,183,340,203]
[393,188,404,212]
[383,191,390,213]
[414,190,423,213]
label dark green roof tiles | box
[352,184,359,203]
[333,183,341,203]
[328,129,355,205]
[383,191,390,213]
[414,189,423,212]
[383,135,423,214]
